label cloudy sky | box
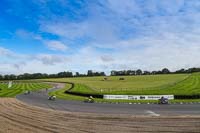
[0,0,200,75]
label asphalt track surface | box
[16,83,200,116]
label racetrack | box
[16,83,200,116]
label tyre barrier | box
[174,95,200,99]
[65,91,103,98]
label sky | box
[0,0,200,75]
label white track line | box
[145,110,160,117]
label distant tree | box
[87,70,93,76]
[143,71,151,75]
[175,69,185,74]
[4,75,10,80]
[75,72,80,77]
[162,68,170,74]
[9,74,17,80]
[58,71,73,78]
[151,71,157,75]
[136,69,142,75]
[49,74,57,78]
[127,70,135,75]
[126,70,131,75]
[58,72,66,77]
[157,71,162,74]
[43,73,49,78]
[79,74,87,77]
[93,72,99,76]
[0,75,3,80]
[91,71,105,76]
[124,70,128,75]
[130,70,136,75]
[23,73,32,79]
[117,71,121,75]
[32,73,43,79]
[100,72,106,76]
[1,67,200,81]
[186,68,200,73]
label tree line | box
[0,67,200,80]
[0,70,105,80]
[0,72,73,80]
[111,67,200,76]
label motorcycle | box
[24,90,30,95]
[158,97,169,104]
[48,95,56,101]
[84,97,94,103]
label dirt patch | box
[0,98,200,133]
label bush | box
[119,78,125,80]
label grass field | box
[1,73,198,102]
[0,82,52,97]
[42,74,189,90]
[47,73,200,103]
[43,74,200,95]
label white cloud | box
[157,0,184,14]
[16,29,31,39]
[34,54,68,65]
[44,40,68,51]
[18,60,68,74]
[0,47,13,57]
[41,18,118,43]
[15,29,68,52]
[41,22,88,39]
[101,55,114,62]
[106,0,141,17]
[0,47,69,74]
[15,29,43,41]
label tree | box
[100,72,106,76]
[151,71,157,75]
[175,69,185,74]
[23,73,32,79]
[9,74,17,80]
[49,74,57,78]
[4,75,11,80]
[58,71,73,77]
[186,68,200,73]
[143,71,151,75]
[136,69,142,75]
[130,70,136,75]
[162,68,170,74]
[75,72,80,77]
[87,70,93,76]
[0,75,3,80]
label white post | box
[8,81,13,88]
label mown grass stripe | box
[0,82,52,97]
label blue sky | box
[0,0,200,74]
